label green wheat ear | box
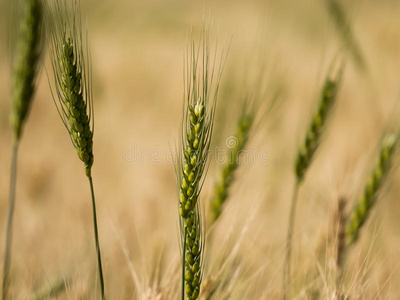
[177,25,229,300]
[47,1,104,298]
[10,0,44,141]
[210,109,254,222]
[47,0,94,177]
[326,0,365,70]
[284,60,345,299]
[295,64,344,182]
[183,208,205,300]
[346,134,398,245]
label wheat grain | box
[184,208,204,300]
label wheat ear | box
[346,134,398,245]
[177,25,228,300]
[326,0,365,69]
[2,0,43,298]
[210,110,254,222]
[335,134,398,287]
[283,64,344,299]
[47,1,104,298]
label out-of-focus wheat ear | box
[2,1,44,299]
[29,276,70,300]
[284,59,345,300]
[325,0,365,70]
[295,61,344,183]
[10,0,44,141]
[345,134,398,245]
[210,107,254,222]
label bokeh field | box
[1,0,400,298]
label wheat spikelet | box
[295,69,342,182]
[178,26,227,219]
[210,111,254,222]
[345,134,398,245]
[184,208,204,300]
[48,0,94,177]
[10,0,44,141]
[177,24,228,300]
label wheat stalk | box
[283,62,344,299]
[47,1,104,298]
[177,24,228,300]
[2,0,44,298]
[335,197,347,272]
[326,0,365,69]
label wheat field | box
[1,0,400,299]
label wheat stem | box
[282,180,300,300]
[2,142,19,300]
[88,176,105,300]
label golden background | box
[0,0,400,298]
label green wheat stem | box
[88,176,105,300]
[282,180,299,300]
[2,141,19,300]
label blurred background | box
[1,0,400,298]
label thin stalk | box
[282,180,300,300]
[335,247,349,290]
[2,141,20,300]
[181,228,187,300]
[88,176,105,300]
